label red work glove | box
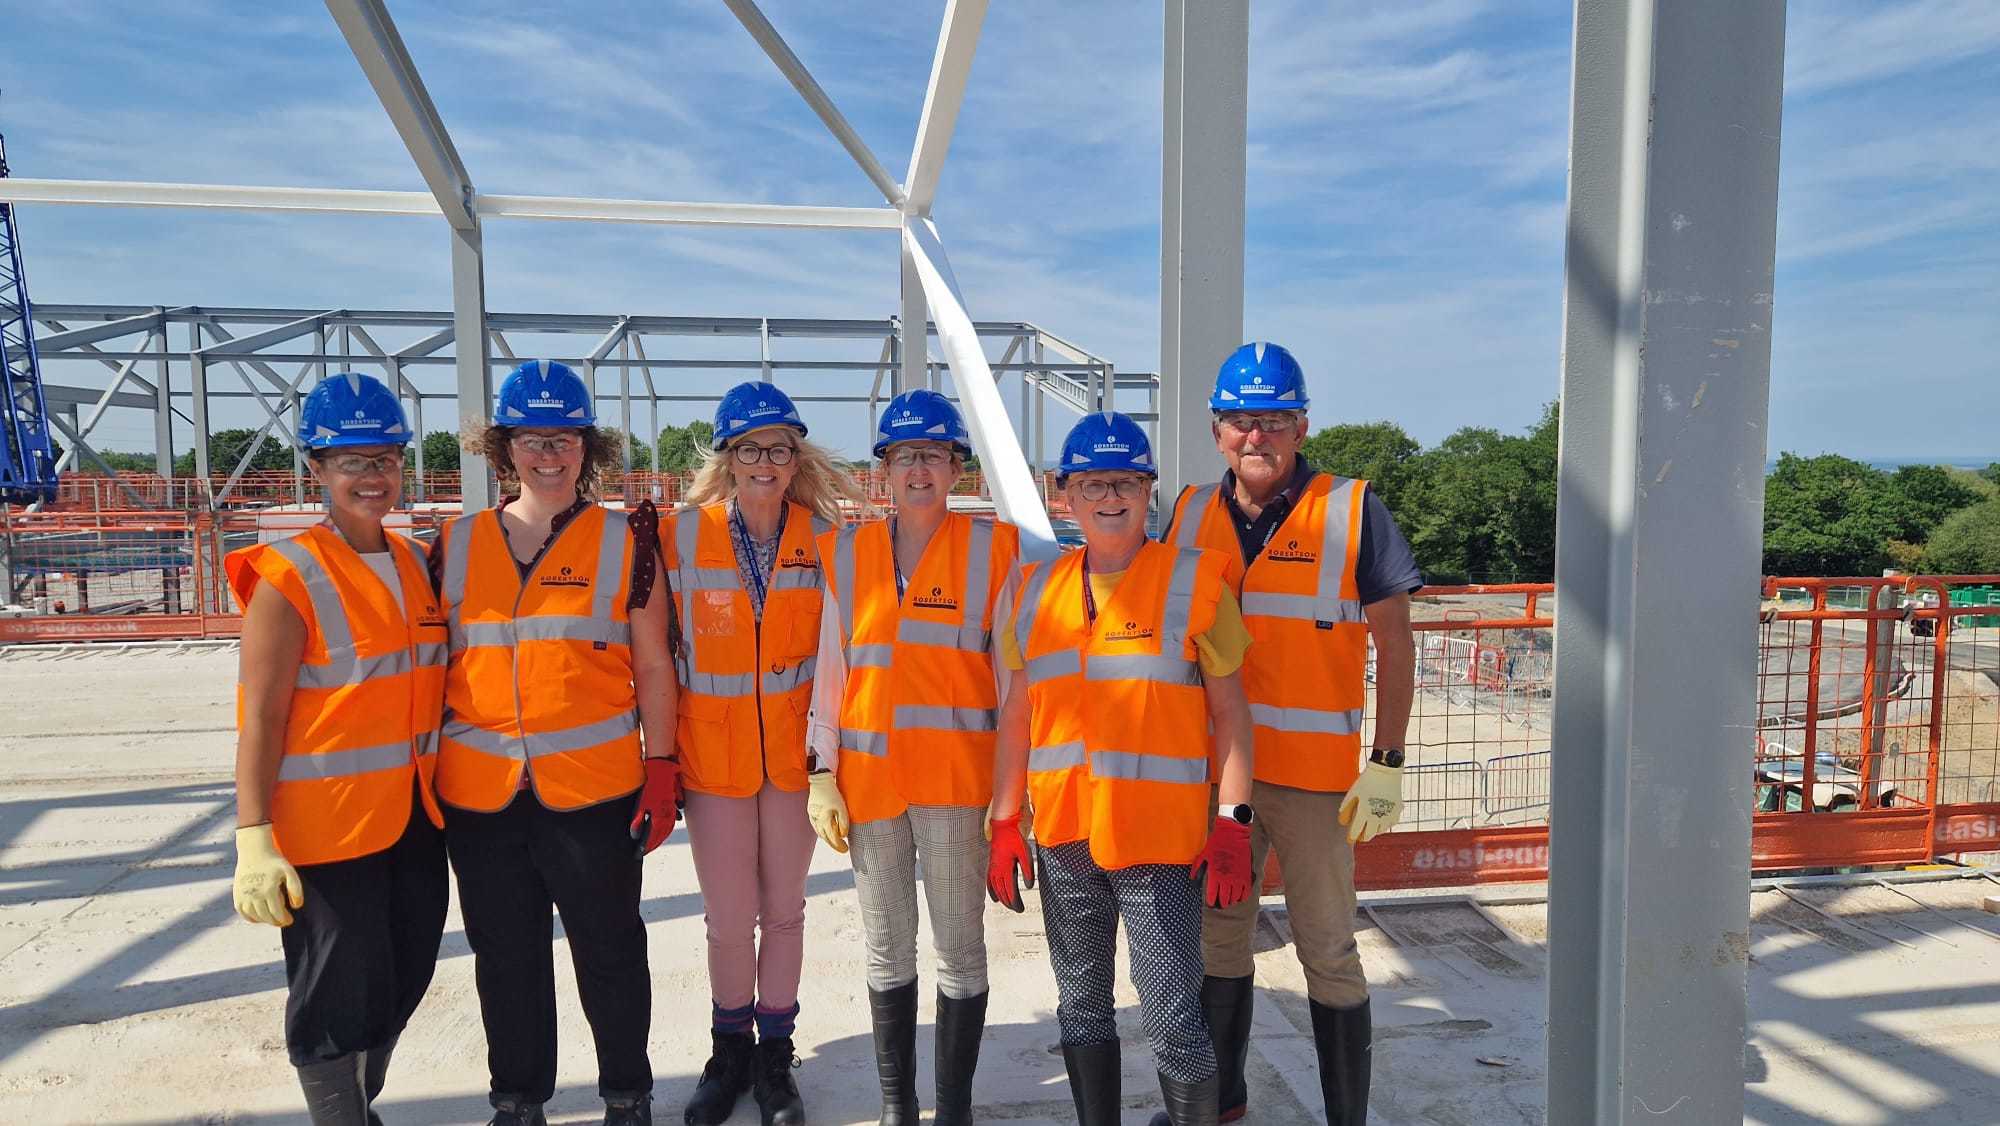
[630,757,681,857]
[1190,816,1253,909]
[986,814,1035,913]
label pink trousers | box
[683,781,817,1013]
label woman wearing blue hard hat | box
[663,381,868,1126]
[986,411,1258,1126]
[430,359,680,1126]
[226,371,449,1125]
[804,388,1021,1126]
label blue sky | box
[3,0,1994,461]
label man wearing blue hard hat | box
[227,372,449,1125]
[987,411,1258,1126]
[1162,343,1423,1125]
[430,359,679,1126]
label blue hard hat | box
[713,381,808,446]
[1057,411,1155,483]
[1210,342,1308,413]
[873,388,971,459]
[300,372,412,450]
[496,359,596,428]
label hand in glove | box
[233,823,304,927]
[985,813,1034,912]
[1338,760,1405,844]
[629,757,681,856]
[806,771,850,854]
[1189,816,1253,909]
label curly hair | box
[684,428,874,525]
[466,423,622,500]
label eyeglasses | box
[732,442,796,466]
[1217,412,1301,436]
[322,451,404,476]
[885,447,955,468]
[511,434,581,455]
[1071,477,1149,501]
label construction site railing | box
[5,509,1996,889]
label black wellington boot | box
[868,980,920,1125]
[1060,1040,1122,1126]
[683,1031,755,1126]
[1203,974,1253,1122]
[752,1036,806,1126]
[1309,997,1373,1125]
[361,1035,397,1126]
[933,989,989,1126]
[1152,1071,1220,1126]
[296,1054,371,1126]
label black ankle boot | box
[753,1036,806,1126]
[868,980,920,1124]
[683,1031,755,1126]
[295,1054,370,1126]
[1202,974,1253,1121]
[488,1096,549,1126]
[1309,997,1372,1125]
[1149,1071,1219,1126]
[933,989,989,1126]
[603,1092,654,1126]
[1060,1041,1121,1126]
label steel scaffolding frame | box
[26,303,1152,510]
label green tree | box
[1884,464,1981,543]
[1387,403,1558,584]
[656,420,715,472]
[1761,453,1900,576]
[1921,499,2000,574]
[1982,463,2000,488]
[93,450,160,472]
[1300,420,1422,507]
[171,428,293,477]
[420,431,462,472]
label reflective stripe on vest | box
[277,739,416,782]
[441,708,640,761]
[672,507,832,700]
[1176,479,1366,626]
[1027,741,1207,782]
[268,536,441,693]
[1016,547,1202,687]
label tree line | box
[1302,404,2000,581]
[75,409,2000,578]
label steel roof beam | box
[324,0,477,229]
[31,310,170,352]
[905,0,988,215]
[720,0,907,209]
[192,312,336,357]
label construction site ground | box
[4,644,1999,1124]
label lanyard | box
[730,504,781,608]
[891,517,907,601]
[1080,548,1099,627]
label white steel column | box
[152,312,174,479]
[898,249,927,395]
[1545,2,1785,1122]
[451,226,493,509]
[1159,0,1246,503]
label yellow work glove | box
[233,823,304,927]
[1338,761,1405,844]
[807,771,850,854]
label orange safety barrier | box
[7,508,1998,890]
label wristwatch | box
[1369,746,1405,768]
[1220,802,1255,826]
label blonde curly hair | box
[684,426,874,525]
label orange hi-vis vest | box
[435,504,643,812]
[666,502,830,798]
[226,524,447,866]
[1167,474,1369,793]
[821,513,1020,824]
[1014,541,1230,870]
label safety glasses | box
[732,442,797,466]
[1072,477,1149,502]
[321,451,404,476]
[885,446,955,468]
[1217,412,1300,436]
[511,434,581,455]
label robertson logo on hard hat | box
[889,409,924,429]
[1242,375,1273,397]
[337,408,384,431]
[526,389,565,412]
[1091,440,1131,453]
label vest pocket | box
[677,692,741,793]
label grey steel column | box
[189,322,212,502]
[899,246,926,395]
[1158,0,1244,503]
[1546,2,1785,1123]
[152,311,173,480]
[451,223,493,510]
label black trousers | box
[282,787,449,1067]
[446,790,652,1104]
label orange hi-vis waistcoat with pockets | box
[821,513,1020,824]
[1167,474,1369,793]
[1014,540,1230,870]
[436,504,643,812]
[226,524,447,866]
[666,502,830,798]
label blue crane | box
[0,128,59,505]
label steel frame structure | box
[26,303,1150,510]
